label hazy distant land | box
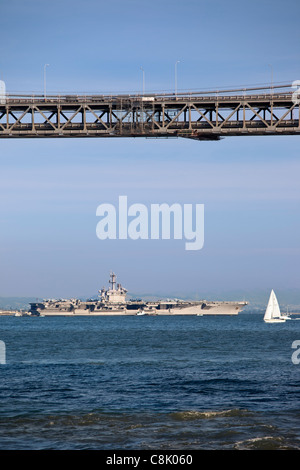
[1,288,300,313]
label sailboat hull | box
[264,318,286,323]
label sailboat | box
[264,290,286,323]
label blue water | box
[1,313,300,449]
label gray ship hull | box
[29,301,247,316]
[29,272,248,317]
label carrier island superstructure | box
[29,272,247,316]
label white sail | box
[264,290,285,323]
[264,291,273,321]
[271,290,281,318]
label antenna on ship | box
[109,271,116,291]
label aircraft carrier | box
[28,272,247,316]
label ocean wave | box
[170,408,252,421]
[234,435,299,450]
[1,410,300,450]
[0,408,251,430]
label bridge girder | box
[0,92,299,139]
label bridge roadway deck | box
[0,91,299,140]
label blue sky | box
[0,0,300,301]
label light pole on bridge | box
[268,64,273,95]
[140,66,145,95]
[175,60,180,97]
[44,64,50,99]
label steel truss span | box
[0,84,299,140]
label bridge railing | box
[1,82,296,104]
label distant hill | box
[0,297,37,311]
